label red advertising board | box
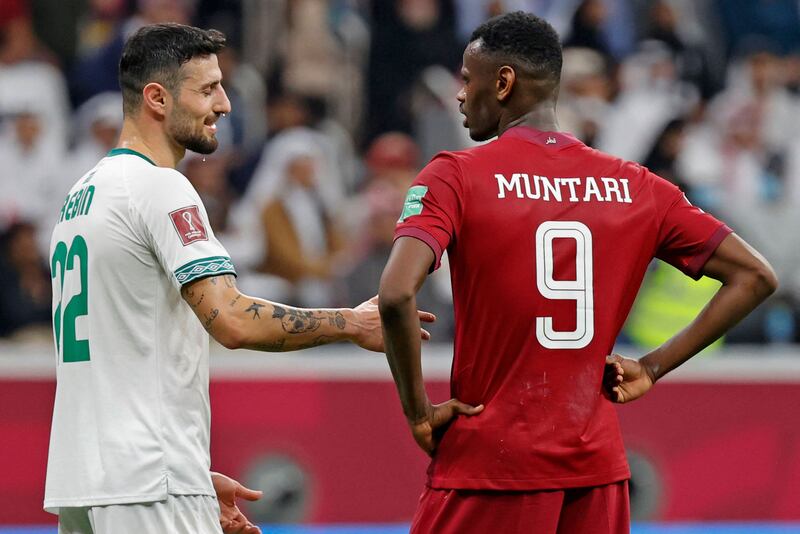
[1,348,798,524]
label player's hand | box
[351,295,435,352]
[211,471,263,534]
[604,354,656,403]
[410,399,484,456]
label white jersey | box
[44,148,236,512]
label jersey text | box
[494,174,632,203]
[59,185,95,223]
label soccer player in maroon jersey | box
[378,11,777,534]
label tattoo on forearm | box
[246,302,265,319]
[254,335,334,351]
[272,305,321,333]
[294,335,336,349]
[230,294,242,307]
[223,275,235,288]
[183,289,206,309]
[253,338,286,351]
[203,308,219,330]
[330,311,346,330]
[209,277,218,285]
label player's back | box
[397,125,728,490]
[45,149,231,510]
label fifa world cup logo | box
[182,211,202,239]
[170,205,207,245]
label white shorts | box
[57,494,222,534]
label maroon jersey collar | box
[500,125,581,148]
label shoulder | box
[122,160,194,194]
[436,139,504,165]
[588,147,668,188]
[122,162,201,218]
[420,142,495,177]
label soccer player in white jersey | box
[46,23,433,534]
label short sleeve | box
[129,168,236,289]
[654,175,731,280]
[395,153,464,272]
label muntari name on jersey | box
[58,184,95,222]
[494,174,632,203]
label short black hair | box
[119,23,226,115]
[470,11,562,83]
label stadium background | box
[0,0,799,532]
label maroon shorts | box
[410,480,630,534]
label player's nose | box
[216,85,232,114]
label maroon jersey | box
[395,125,731,491]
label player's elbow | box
[738,259,778,301]
[754,262,779,298]
[211,318,247,350]
[378,282,415,319]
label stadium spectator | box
[678,46,798,209]
[556,46,612,146]
[564,0,613,60]
[367,0,462,141]
[342,132,455,338]
[644,0,719,100]
[70,0,197,105]
[0,222,51,339]
[74,0,129,60]
[0,0,70,152]
[66,92,124,182]
[718,0,800,57]
[596,39,699,163]
[641,119,691,194]
[0,102,65,252]
[241,127,346,307]
[183,151,235,234]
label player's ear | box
[496,65,516,102]
[142,82,170,118]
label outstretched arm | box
[605,233,777,402]
[181,274,434,352]
[379,237,482,455]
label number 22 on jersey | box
[535,221,594,349]
[51,236,91,362]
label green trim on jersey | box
[174,256,236,285]
[107,148,156,166]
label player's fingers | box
[223,514,247,534]
[235,484,263,501]
[421,328,431,340]
[602,366,621,385]
[447,398,485,417]
[605,354,624,366]
[608,372,623,384]
[418,311,437,323]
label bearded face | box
[168,100,220,154]
[164,54,229,155]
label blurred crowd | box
[1,0,799,346]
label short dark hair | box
[470,11,562,83]
[119,23,226,115]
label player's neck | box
[116,119,186,169]
[498,105,559,137]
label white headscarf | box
[229,127,343,270]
